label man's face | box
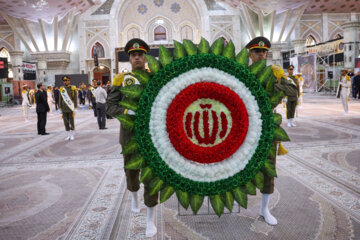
[64,79,70,86]
[287,69,294,75]
[129,51,146,70]
[341,70,347,76]
[249,48,268,63]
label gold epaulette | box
[59,86,64,91]
[271,65,284,84]
[71,85,77,91]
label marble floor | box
[0,93,359,240]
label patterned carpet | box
[0,93,359,240]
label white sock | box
[131,192,140,213]
[291,118,296,127]
[146,206,157,238]
[259,193,278,225]
[65,131,71,140]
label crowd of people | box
[21,77,113,139]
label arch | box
[0,40,14,52]
[145,16,174,43]
[154,25,167,41]
[329,28,344,41]
[86,36,110,59]
[91,42,105,58]
[302,29,321,45]
[212,33,232,44]
[114,0,207,44]
[179,21,197,41]
[305,35,317,46]
[0,47,11,62]
[123,23,142,43]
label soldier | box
[106,38,158,238]
[246,36,294,225]
[246,36,278,225]
[59,76,78,140]
[89,79,97,117]
[297,73,304,106]
[21,84,31,122]
[337,69,351,115]
[285,65,300,127]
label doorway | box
[93,65,110,86]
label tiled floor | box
[0,93,359,240]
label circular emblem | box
[133,43,140,49]
[135,54,273,195]
[125,78,135,86]
[259,41,265,47]
[167,82,249,164]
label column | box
[341,21,360,70]
[37,59,47,83]
[9,51,24,81]
[292,39,306,55]
[271,43,285,66]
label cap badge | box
[259,41,265,47]
[133,43,140,49]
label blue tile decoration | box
[137,4,148,15]
[171,2,181,13]
[154,0,164,7]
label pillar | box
[9,51,24,81]
[341,21,360,70]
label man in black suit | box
[35,82,50,135]
[54,86,60,110]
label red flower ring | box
[166,82,249,164]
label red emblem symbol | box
[167,82,249,164]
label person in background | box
[21,84,31,122]
[59,76,78,140]
[285,65,300,127]
[54,86,60,111]
[353,71,360,99]
[89,79,97,117]
[35,82,50,135]
[337,69,351,115]
[94,80,108,129]
[105,80,113,119]
[47,86,55,113]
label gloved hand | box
[113,73,125,87]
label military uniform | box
[106,39,158,208]
[59,77,78,133]
[337,70,351,114]
[285,71,300,120]
[22,86,31,122]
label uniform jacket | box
[35,90,50,113]
[59,85,78,112]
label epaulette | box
[71,85,77,91]
[271,65,284,83]
[59,86,64,91]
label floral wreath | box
[116,38,290,217]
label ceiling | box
[0,0,96,24]
[218,0,360,14]
[0,0,359,25]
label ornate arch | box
[302,30,321,45]
[0,40,14,52]
[123,23,142,43]
[91,42,105,58]
[86,36,110,59]
[145,16,174,43]
[329,28,344,41]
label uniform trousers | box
[120,124,158,207]
[62,112,75,131]
[286,100,297,119]
[261,142,277,194]
[96,102,106,129]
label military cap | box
[125,38,150,55]
[62,76,70,81]
[287,65,295,70]
[246,36,271,50]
